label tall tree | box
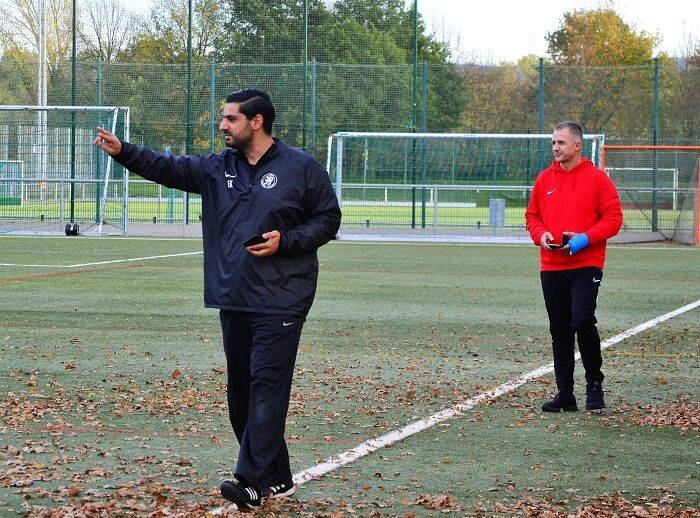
[330,0,451,64]
[544,8,660,134]
[546,8,657,66]
[120,0,225,62]
[0,47,36,104]
[0,0,74,74]
[460,55,540,134]
[214,0,321,64]
[79,0,137,62]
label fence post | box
[537,58,544,133]
[59,180,65,228]
[335,137,343,203]
[310,59,318,156]
[184,0,193,225]
[165,147,174,223]
[652,57,660,231]
[209,60,216,153]
[411,0,418,229]
[421,60,428,229]
[301,0,309,149]
[433,187,438,229]
[536,58,546,175]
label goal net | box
[0,161,24,205]
[0,105,130,236]
[326,132,604,231]
[602,145,699,245]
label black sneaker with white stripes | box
[269,480,295,498]
[220,479,261,509]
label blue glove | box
[568,233,589,255]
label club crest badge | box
[260,173,278,189]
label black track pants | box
[219,310,303,490]
[540,267,605,391]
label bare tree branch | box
[79,0,138,61]
[0,0,76,71]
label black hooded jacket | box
[114,139,341,316]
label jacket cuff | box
[277,231,287,252]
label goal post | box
[601,145,700,245]
[0,105,130,236]
[326,132,604,231]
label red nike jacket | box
[525,157,623,271]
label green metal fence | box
[0,58,697,239]
[0,59,697,163]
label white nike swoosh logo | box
[282,321,294,327]
[546,189,556,195]
[224,171,237,178]
[593,278,601,283]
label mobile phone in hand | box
[244,234,266,247]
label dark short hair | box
[226,89,275,134]
[554,120,583,142]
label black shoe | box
[542,391,578,412]
[220,479,261,509]
[585,381,605,411]
[269,480,296,498]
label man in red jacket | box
[525,121,622,412]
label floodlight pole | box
[37,0,47,106]
[69,0,78,223]
[38,0,47,187]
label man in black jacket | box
[94,89,341,509]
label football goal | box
[326,132,605,231]
[602,145,699,245]
[0,105,130,236]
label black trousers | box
[219,310,304,491]
[540,267,605,391]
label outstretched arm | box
[93,126,204,194]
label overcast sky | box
[122,0,698,63]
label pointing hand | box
[93,126,122,157]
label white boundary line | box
[211,300,700,515]
[290,299,700,484]
[0,263,70,268]
[0,251,203,269]
[213,299,700,514]
[66,251,202,268]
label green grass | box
[0,237,698,516]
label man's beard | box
[224,132,252,149]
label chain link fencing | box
[0,58,697,240]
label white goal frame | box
[326,132,606,204]
[0,105,130,235]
